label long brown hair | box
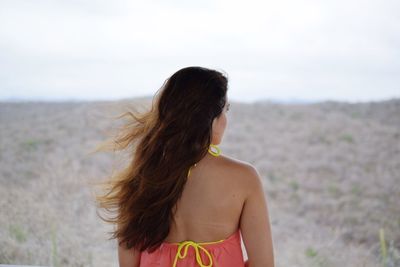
[92,66,228,253]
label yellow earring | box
[208,144,221,156]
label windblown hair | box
[92,66,228,253]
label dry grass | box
[0,97,399,267]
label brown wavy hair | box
[91,66,229,253]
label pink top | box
[140,229,246,267]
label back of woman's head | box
[92,66,229,252]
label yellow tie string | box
[172,239,223,267]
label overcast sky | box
[1,0,399,103]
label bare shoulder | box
[217,154,252,171]
[217,155,263,193]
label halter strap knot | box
[172,241,213,267]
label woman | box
[94,66,275,267]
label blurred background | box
[0,0,399,267]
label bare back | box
[164,152,275,267]
[165,153,247,243]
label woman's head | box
[92,66,229,253]
[156,66,229,146]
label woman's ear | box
[211,117,217,144]
[211,116,223,145]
